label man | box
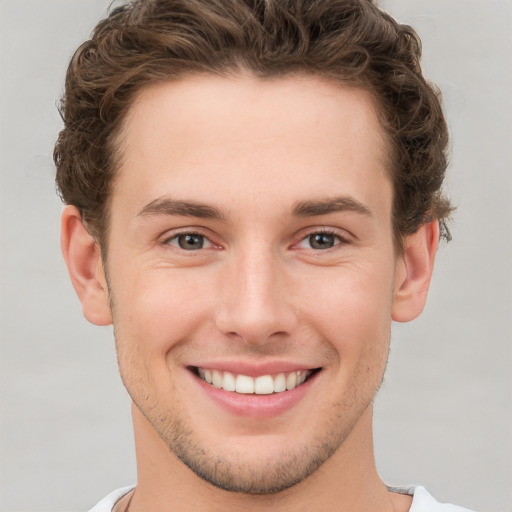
[55,0,472,510]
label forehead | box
[113,73,391,219]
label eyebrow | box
[292,196,372,217]
[136,195,371,221]
[136,197,226,221]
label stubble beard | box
[152,411,341,495]
[116,338,388,496]
[107,274,390,496]
[130,381,381,496]
[115,338,389,496]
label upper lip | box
[187,360,321,377]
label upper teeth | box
[197,368,312,394]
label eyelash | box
[163,230,214,251]
[295,229,348,251]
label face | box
[102,74,402,493]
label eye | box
[297,231,345,250]
[167,233,212,250]
[308,232,337,250]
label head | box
[55,0,451,254]
[57,0,450,498]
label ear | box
[392,220,440,323]
[60,205,112,326]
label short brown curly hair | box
[54,0,452,251]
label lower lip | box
[190,370,319,419]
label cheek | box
[297,263,395,360]
[111,269,213,358]
[110,271,209,406]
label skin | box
[62,74,438,511]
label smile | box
[195,367,317,395]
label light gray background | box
[1,1,511,511]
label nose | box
[215,244,298,346]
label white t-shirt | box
[88,485,475,511]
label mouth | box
[191,366,321,395]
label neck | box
[127,404,408,512]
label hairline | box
[97,69,406,257]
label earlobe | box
[391,220,440,323]
[61,205,112,326]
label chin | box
[172,434,334,495]
[144,401,365,495]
